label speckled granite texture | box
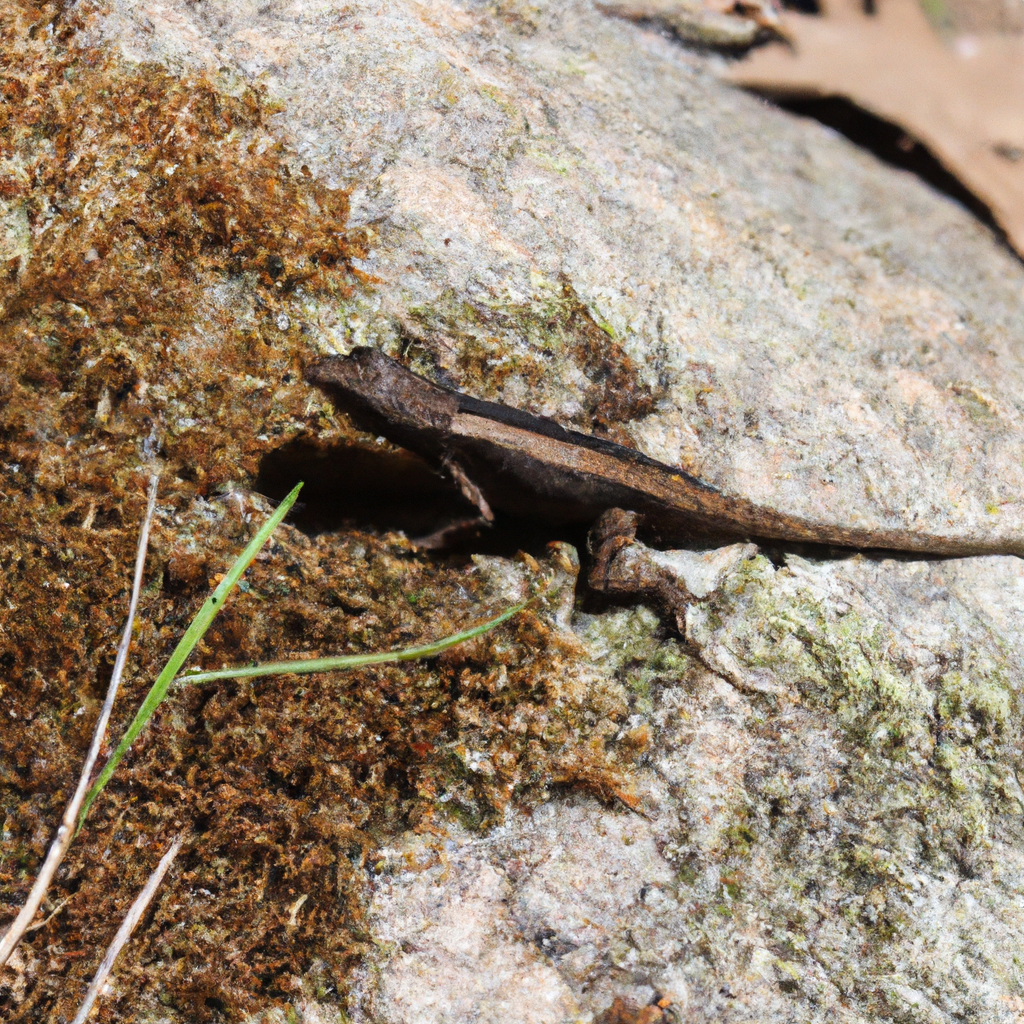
[98,0,1024,552]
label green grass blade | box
[77,483,303,831]
[175,597,531,685]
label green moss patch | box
[703,554,1020,861]
[403,275,664,441]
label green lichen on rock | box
[575,604,691,717]
[692,552,1021,862]
[639,550,1024,1020]
[401,274,663,438]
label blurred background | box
[603,0,1024,260]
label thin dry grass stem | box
[0,474,160,968]
[26,897,69,933]
[69,833,184,1024]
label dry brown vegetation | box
[0,3,641,1019]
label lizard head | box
[305,347,460,451]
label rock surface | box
[99,0,1024,553]
[354,549,1024,1024]
[1,0,1023,1022]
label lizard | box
[305,347,1023,560]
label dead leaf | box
[600,0,782,49]
[728,0,1024,257]
[597,996,666,1024]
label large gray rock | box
[354,546,1024,1023]
[100,0,1024,554]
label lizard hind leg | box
[586,508,694,632]
[587,508,641,592]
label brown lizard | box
[306,347,1022,558]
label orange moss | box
[0,15,364,330]
[0,3,640,1021]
